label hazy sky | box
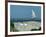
[10,5,41,19]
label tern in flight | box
[32,10,36,18]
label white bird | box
[24,24,27,26]
[32,10,36,18]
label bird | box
[32,10,36,18]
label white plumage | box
[32,10,36,18]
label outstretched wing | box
[32,10,36,18]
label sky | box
[10,5,41,19]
